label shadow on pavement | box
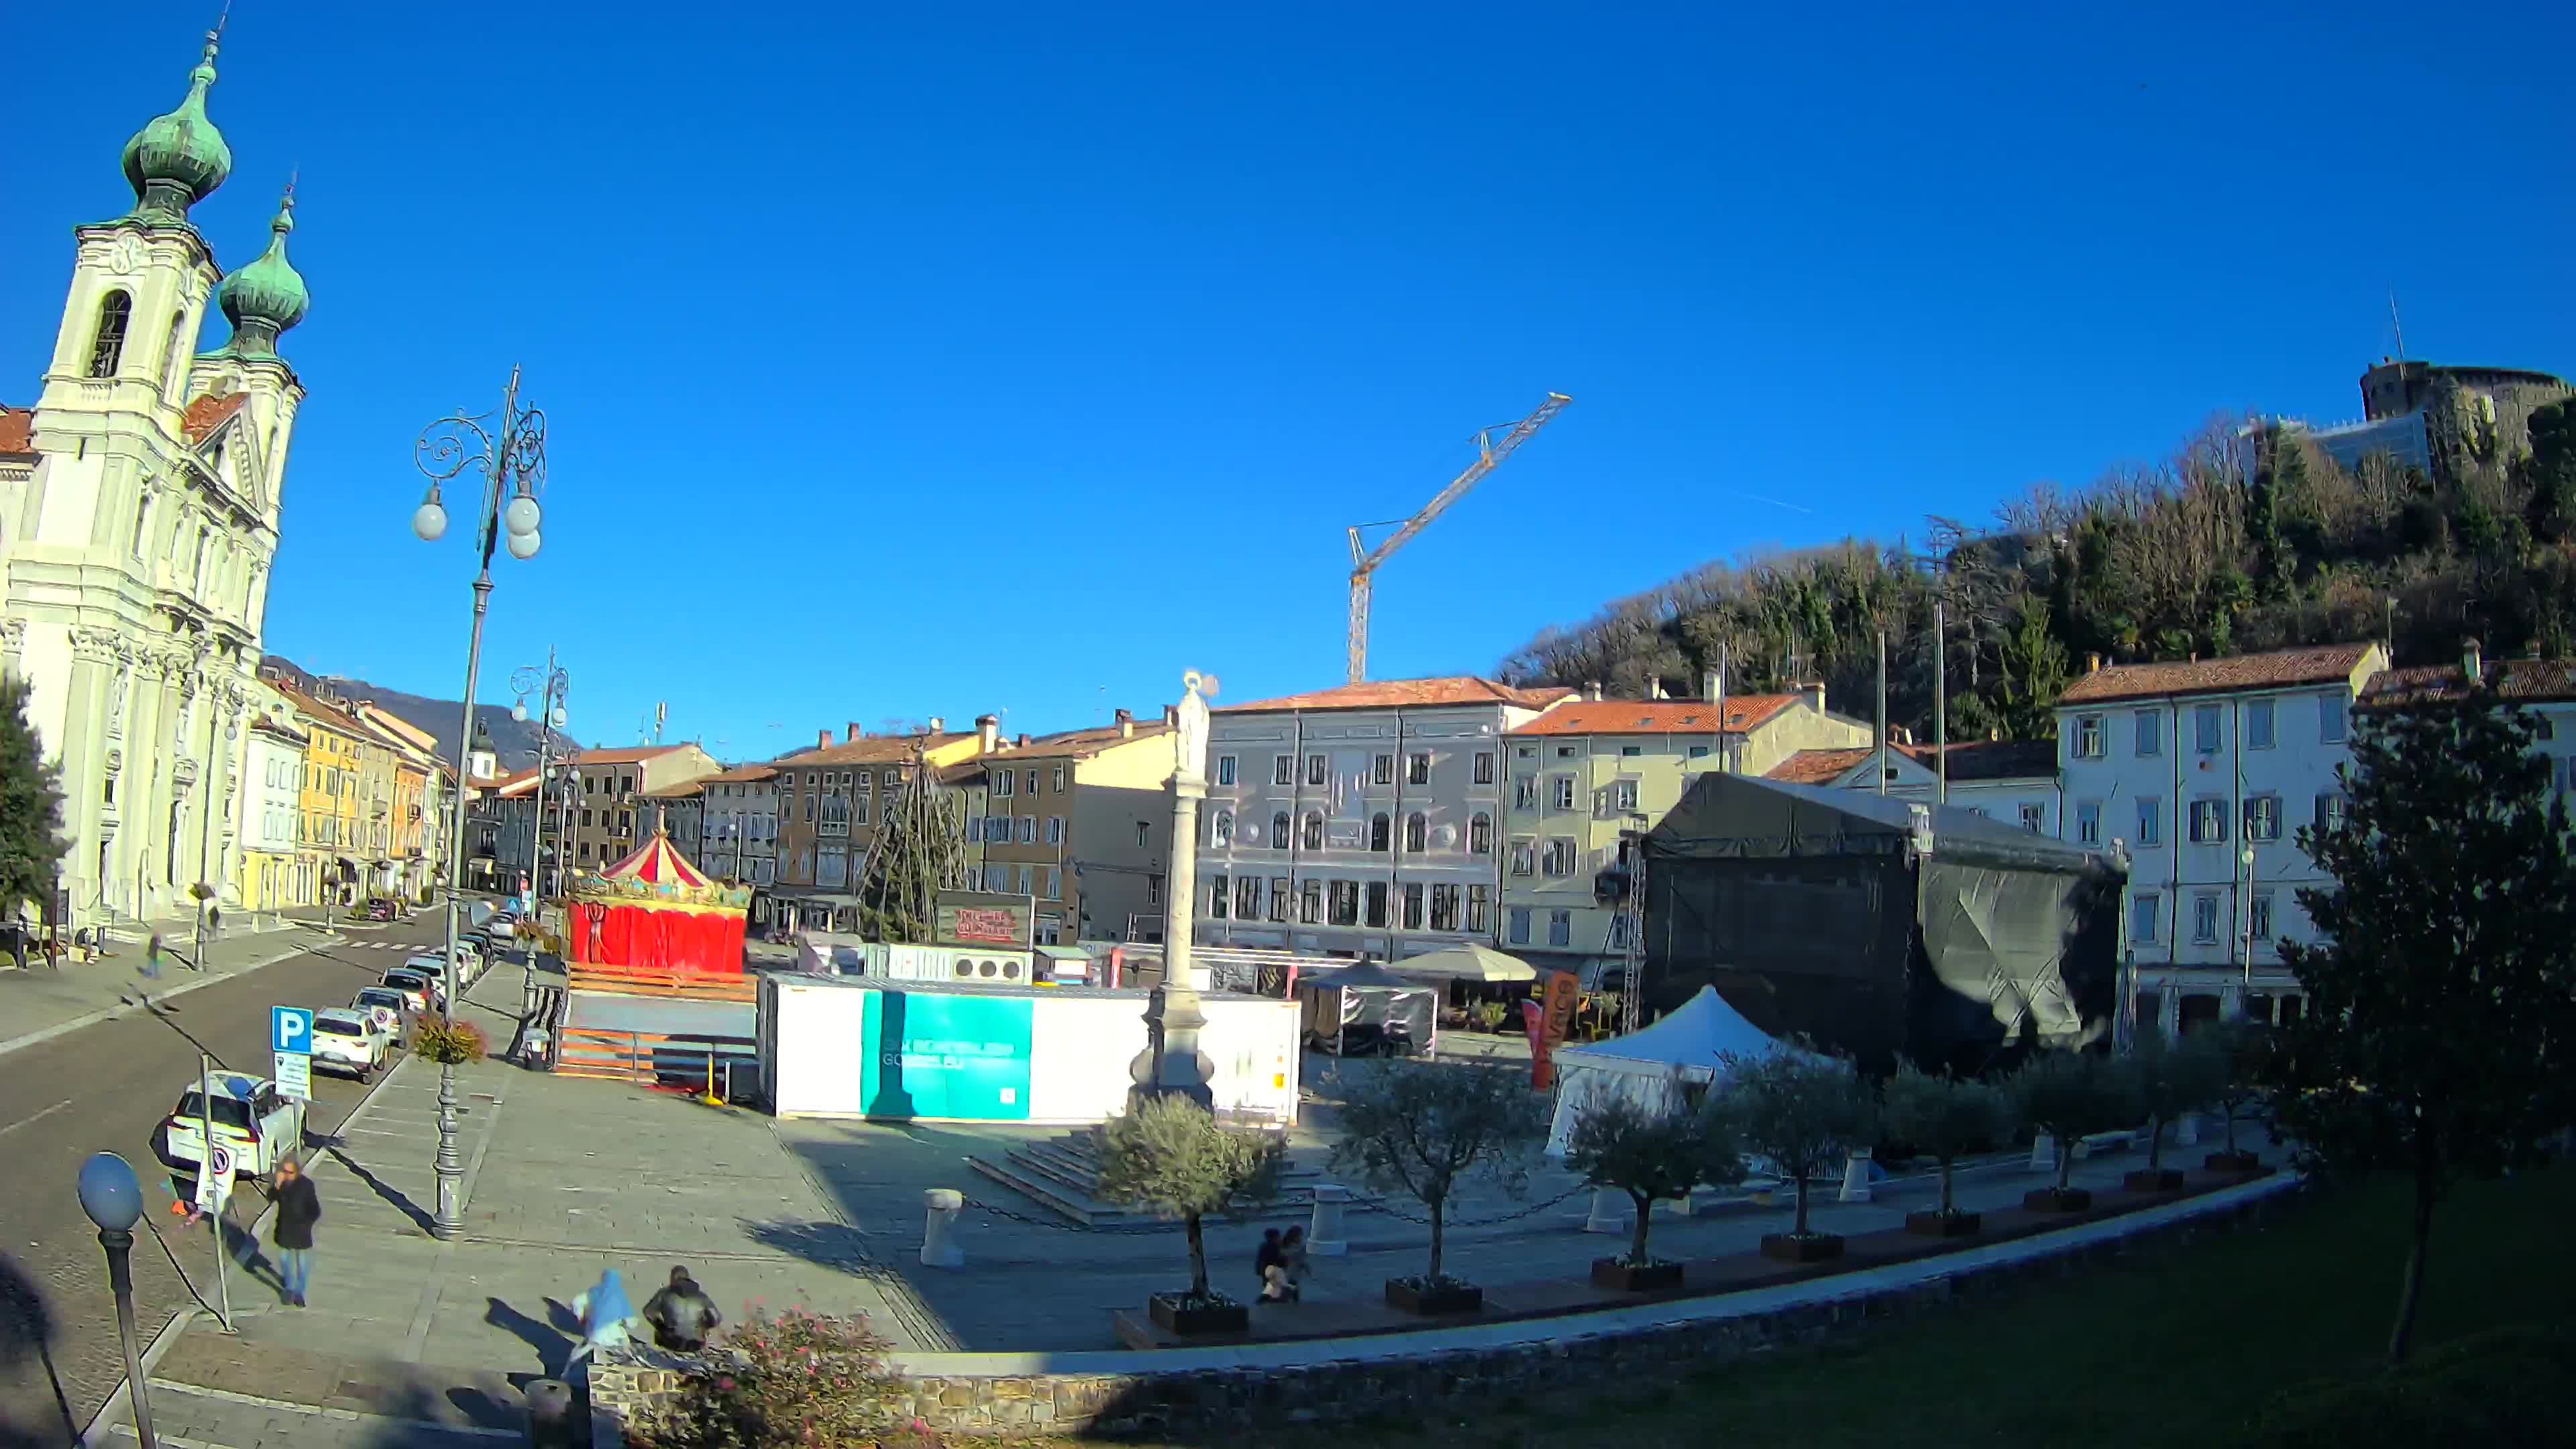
[322,1145,440,1236]
[0,1252,80,1449]
[484,1296,574,1378]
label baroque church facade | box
[0,29,311,926]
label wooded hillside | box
[1497,400,2576,742]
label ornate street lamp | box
[76,1152,158,1449]
[413,367,547,1240]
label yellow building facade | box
[280,682,368,906]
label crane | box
[1345,392,1572,684]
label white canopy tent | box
[1544,985,1813,1155]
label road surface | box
[0,917,464,1444]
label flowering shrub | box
[640,1307,914,1449]
[411,1016,486,1065]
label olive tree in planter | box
[1096,1094,1284,1336]
[2125,1026,2223,1191]
[2012,1051,2141,1212]
[1562,1076,1744,1291]
[1328,1059,1546,1315]
[1723,1049,1876,1264]
[1879,1064,2012,1237]
[2199,1022,2271,1173]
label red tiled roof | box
[0,405,33,457]
[181,392,247,445]
[1218,676,1576,713]
[2058,643,2379,706]
[1768,747,1876,786]
[701,763,780,783]
[775,733,970,767]
[2362,658,2576,706]
[1509,694,1802,737]
[569,743,696,766]
[643,780,705,799]
[471,767,541,796]
[1008,720,1174,760]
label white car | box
[381,967,439,1015]
[310,1008,391,1081]
[352,987,409,1039]
[163,1073,307,1179]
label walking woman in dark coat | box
[271,1155,321,1307]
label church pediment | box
[179,389,267,512]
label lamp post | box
[413,368,547,1240]
[76,1152,158,1449]
[511,652,570,900]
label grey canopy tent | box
[1297,961,1438,1057]
[1641,772,2124,1075]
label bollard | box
[2176,1112,2200,1147]
[1583,1186,1626,1235]
[1837,1148,1873,1203]
[920,1188,965,1269]
[2029,1133,2056,1173]
[1307,1183,1350,1257]
[524,1379,574,1449]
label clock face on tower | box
[108,235,145,276]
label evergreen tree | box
[0,673,70,943]
[2270,682,2576,1363]
[1992,598,2072,741]
[852,751,973,943]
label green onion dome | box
[121,35,232,223]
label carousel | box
[563,825,752,975]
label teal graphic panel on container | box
[860,990,1034,1121]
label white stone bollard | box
[1837,1148,1874,1203]
[1584,1187,1627,1234]
[2176,1112,2201,1147]
[920,1189,965,1269]
[2029,1133,2057,1173]
[1307,1183,1350,1256]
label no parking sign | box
[193,1143,233,1213]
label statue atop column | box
[1131,668,1219,1112]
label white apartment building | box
[233,690,306,910]
[698,763,780,889]
[1195,676,1572,961]
[2054,642,2389,1035]
[1769,738,2061,837]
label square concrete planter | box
[1760,1232,1845,1264]
[1146,1292,1248,1336]
[1384,1277,1484,1316]
[2204,1150,2263,1173]
[1904,1209,1983,1238]
[2124,1167,2186,1192]
[2023,1187,2094,1214]
[1591,1257,1685,1292]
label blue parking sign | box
[272,1006,313,1056]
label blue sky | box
[8,1,2570,760]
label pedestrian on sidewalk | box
[641,1266,722,1352]
[271,1155,322,1307]
[1277,1225,1309,1302]
[1255,1228,1288,1303]
[126,932,166,1006]
[567,1267,637,1370]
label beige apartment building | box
[564,743,721,872]
[965,708,1176,947]
[770,720,986,932]
[1497,678,1873,980]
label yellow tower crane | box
[1345,392,1572,684]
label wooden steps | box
[963,1124,1334,1228]
[567,963,757,1002]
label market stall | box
[1544,983,1805,1155]
[1298,960,1438,1057]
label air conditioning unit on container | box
[881,943,1032,985]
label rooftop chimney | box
[2463,637,2483,685]
[1115,707,1134,739]
[1016,732,1031,748]
[846,722,863,743]
[1646,676,1665,700]
[926,716,945,734]
[818,729,833,749]
[1702,672,1721,704]
[976,714,1000,753]
[2086,653,2102,674]
[1163,704,1179,727]
[1803,682,1826,713]
[1583,680,1604,702]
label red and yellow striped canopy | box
[566,826,750,916]
[601,829,709,889]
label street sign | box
[272,1006,314,1056]
[274,1051,311,1100]
[193,1144,233,1212]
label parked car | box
[379,967,438,1016]
[310,1008,392,1081]
[351,987,409,1040]
[162,1073,306,1179]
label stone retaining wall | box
[592,1178,2297,1441]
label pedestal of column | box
[920,1189,965,1268]
[1307,1183,1350,1256]
[1837,1148,1874,1203]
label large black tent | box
[1297,961,1439,1057]
[1641,773,2123,1075]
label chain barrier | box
[957,1182,1590,1236]
[1346,1183,1588,1228]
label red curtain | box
[570,902,745,975]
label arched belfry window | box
[89,291,133,378]
[162,308,191,397]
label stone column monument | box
[1129,669,1216,1110]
